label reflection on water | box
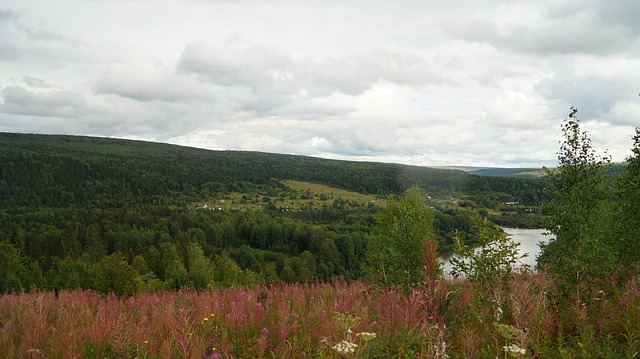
[440,227,552,275]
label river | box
[440,227,551,275]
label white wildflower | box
[333,340,358,353]
[503,344,526,356]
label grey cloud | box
[17,20,75,44]
[95,70,211,103]
[445,4,637,56]
[174,39,449,124]
[0,9,14,18]
[177,40,293,90]
[0,9,74,43]
[178,39,447,99]
[0,10,25,60]
[0,86,85,118]
[606,102,640,127]
[536,65,639,122]
[22,76,50,88]
[290,130,395,157]
[593,0,640,35]
[298,51,447,96]
[93,63,281,127]
[198,117,398,158]
[73,94,217,140]
[274,100,356,119]
[0,8,82,64]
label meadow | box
[2,269,640,358]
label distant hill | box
[0,132,544,208]
[466,167,545,178]
[436,166,546,179]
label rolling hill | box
[0,132,545,208]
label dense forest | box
[0,133,545,294]
[0,133,544,208]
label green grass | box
[188,181,385,212]
[282,180,385,208]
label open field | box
[191,181,386,212]
[282,180,384,207]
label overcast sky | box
[1,0,639,167]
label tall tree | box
[364,186,435,287]
[538,108,618,292]
[52,255,97,290]
[616,127,640,265]
[0,242,31,293]
[186,242,214,289]
[95,253,141,295]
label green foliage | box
[0,241,32,293]
[538,110,618,292]
[468,176,544,207]
[51,255,97,290]
[450,217,525,285]
[0,204,382,291]
[364,186,435,287]
[432,209,475,251]
[95,253,141,295]
[213,252,263,287]
[186,242,214,289]
[616,127,640,265]
[165,259,189,290]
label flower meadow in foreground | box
[1,272,640,358]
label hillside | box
[0,132,544,208]
[465,167,545,178]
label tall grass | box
[1,272,640,358]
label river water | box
[440,227,551,275]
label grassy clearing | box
[189,181,384,211]
[282,180,384,208]
[282,180,381,202]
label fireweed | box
[1,276,640,357]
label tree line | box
[0,198,489,294]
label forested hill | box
[0,132,544,208]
